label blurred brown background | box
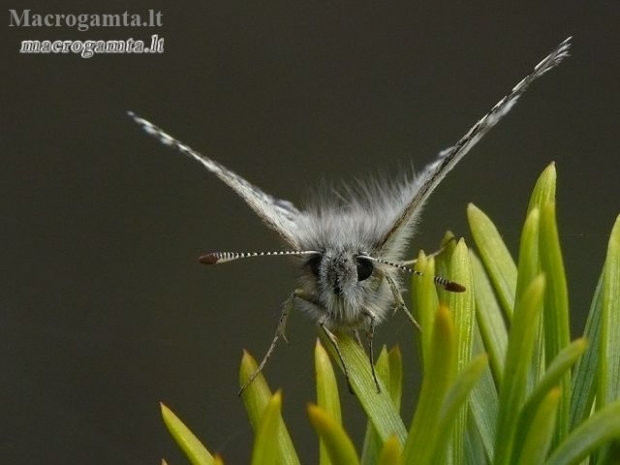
[3,1,619,463]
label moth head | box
[304,251,377,296]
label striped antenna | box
[364,255,466,293]
[199,250,320,265]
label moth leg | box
[238,291,295,396]
[363,310,381,393]
[354,328,378,391]
[383,271,421,332]
[319,318,354,394]
[354,330,363,346]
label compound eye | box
[356,256,374,281]
[306,254,322,278]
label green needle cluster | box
[161,164,620,465]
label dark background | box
[3,1,619,463]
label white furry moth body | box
[129,37,571,394]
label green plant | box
[160,163,620,464]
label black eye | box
[356,256,374,281]
[307,255,322,278]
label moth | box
[129,37,571,394]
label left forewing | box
[128,112,304,247]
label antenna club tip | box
[446,282,467,293]
[199,253,219,265]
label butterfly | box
[129,37,571,394]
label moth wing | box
[377,37,571,253]
[129,113,304,247]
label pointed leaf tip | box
[160,402,214,465]
[528,164,557,214]
[308,404,360,465]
